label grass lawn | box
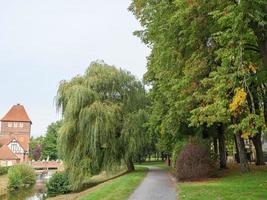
[138,161,167,167]
[179,164,267,200]
[79,166,147,200]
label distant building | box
[0,104,32,166]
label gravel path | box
[128,166,177,200]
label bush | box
[46,172,70,196]
[176,142,215,180]
[0,166,10,175]
[8,164,36,190]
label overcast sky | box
[0,0,150,137]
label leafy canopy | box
[56,61,148,190]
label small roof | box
[0,135,28,151]
[1,104,32,123]
[0,145,19,160]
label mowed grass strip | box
[80,166,148,200]
[179,166,267,200]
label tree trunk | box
[235,133,250,173]
[250,83,265,165]
[264,92,267,125]
[234,135,240,163]
[252,133,265,165]
[260,40,267,71]
[213,136,218,156]
[259,38,267,72]
[202,124,209,139]
[126,157,135,172]
[217,124,227,169]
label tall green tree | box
[41,121,62,160]
[56,61,148,190]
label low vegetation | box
[46,172,71,197]
[176,141,215,180]
[8,164,36,190]
[0,166,9,176]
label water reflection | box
[1,170,55,200]
[5,186,46,200]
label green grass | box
[179,166,267,200]
[79,166,148,200]
[137,161,166,167]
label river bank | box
[0,170,54,200]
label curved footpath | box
[128,166,177,200]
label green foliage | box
[122,109,150,162]
[0,166,10,175]
[29,136,44,160]
[229,114,267,138]
[29,121,61,161]
[130,0,267,170]
[171,140,187,168]
[56,61,149,190]
[41,121,62,160]
[8,164,36,190]
[46,172,70,196]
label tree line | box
[29,121,61,161]
[129,0,267,172]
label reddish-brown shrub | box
[176,143,215,180]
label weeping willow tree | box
[56,61,148,190]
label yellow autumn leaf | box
[241,132,250,139]
[229,88,247,114]
[248,64,257,73]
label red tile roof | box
[0,145,19,160]
[0,135,29,151]
[1,104,31,123]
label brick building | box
[0,104,32,166]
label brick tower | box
[0,104,32,165]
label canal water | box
[1,171,55,200]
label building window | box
[13,122,18,128]
[19,123,24,128]
[11,143,18,152]
[8,122,12,128]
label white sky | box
[0,0,150,137]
